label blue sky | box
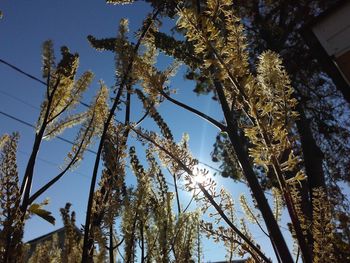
[0,1,293,261]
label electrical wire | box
[0,58,46,85]
[17,149,90,180]
[1,58,291,233]
[0,89,39,111]
[0,110,97,155]
[1,57,277,197]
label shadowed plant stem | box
[81,9,160,262]
[20,75,61,214]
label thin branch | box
[116,246,125,262]
[243,200,270,238]
[135,108,150,126]
[160,89,226,131]
[113,237,124,250]
[182,194,195,214]
[167,168,181,214]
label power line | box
[0,110,36,128]
[0,89,39,111]
[1,100,290,232]
[0,58,226,175]
[1,58,279,204]
[0,58,46,85]
[1,59,280,198]
[2,55,295,246]
[17,149,90,180]
[0,57,90,108]
[1,57,277,199]
[0,110,97,155]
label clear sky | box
[0,1,292,262]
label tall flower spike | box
[62,83,109,170]
[0,133,23,261]
[135,89,174,141]
[43,112,87,140]
[272,187,283,222]
[239,194,262,224]
[244,50,300,173]
[46,48,79,119]
[114,18,132,81]
[312,187,335,263]
[37,43,83,130]
[42,40,55,78]
[0,134,10,149]
[0,133,21,217]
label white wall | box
[312,2,350,57]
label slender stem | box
[183,194,195,213]
[140,220,145,263]
[135,108,150,126]
[81,85,124,262]
[20,76,60,213]
[168,168,181,214]
[124,86,131,126]
[160,90,226,131]
[113,237,124,250]
[109,224,115,263]
[244,201,270,238]
[116,246,125,262]
[197,223,201,263]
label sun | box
[193,169,207,185]
[191,164,211,187]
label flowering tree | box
[0,42,108,262]
[1,0,346,262]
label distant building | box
[26,226,81,260]
[302,0,350,103]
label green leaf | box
[28,203,56,225]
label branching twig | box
[160,89,226,131]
